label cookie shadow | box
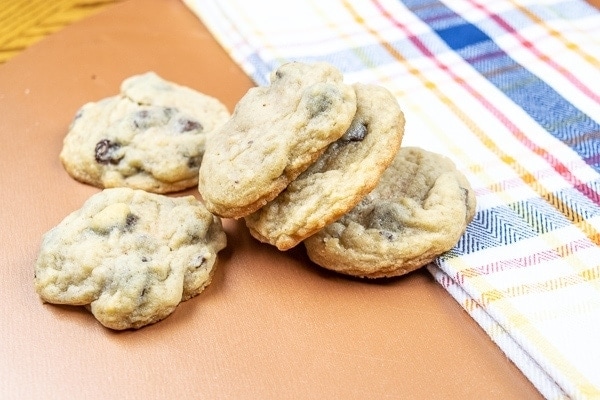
[288,243,410,286]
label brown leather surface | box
[0,0,544,398]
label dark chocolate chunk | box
[342,120,367,142]
[367,203,404,239]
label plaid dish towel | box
[183,0,600,398]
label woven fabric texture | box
[0,0,122,63]
[184,0,600,398]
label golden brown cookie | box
[304,147,476,278]
[60,72,230,193]
[34,188,227,330]
[198,61,357,218]
[245,83,405,250]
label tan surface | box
[0,0,544,398]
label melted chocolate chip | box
[95,139,121,165]
[367,203,404,239]
[343,121,368,142]
[307,93,333,118]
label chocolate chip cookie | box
[304,147,477,278]
[34,188,227,330]
[245,83,405,250]
[60,72,230,193]
[198,61,357,218]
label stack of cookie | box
[34,63,476,330]
[199,61,476,279]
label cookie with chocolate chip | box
[34,188,227,330]
[245,83,405,250]
[198,61,357,218]
[304,147,477,278]
[60,72,230,193]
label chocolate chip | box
[162,107,175,117]
[380,231,396,241]
[177,118,203,133]
[125,213,138,231]
[132,107,173,129]
[187,155,202,169]
[191,255,206,269]
[343,121,367,142]
[95,139,121,165]
[367,203,404,239]
[307,93,333,118]
[132,109,154,129]
[133,109,149,127]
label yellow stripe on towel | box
[0,0,123,63]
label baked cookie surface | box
[34,188,227,330]
[245,83,405,250]
[304,147,476,278]
[198,61,357,218]
[60,72,230,193]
